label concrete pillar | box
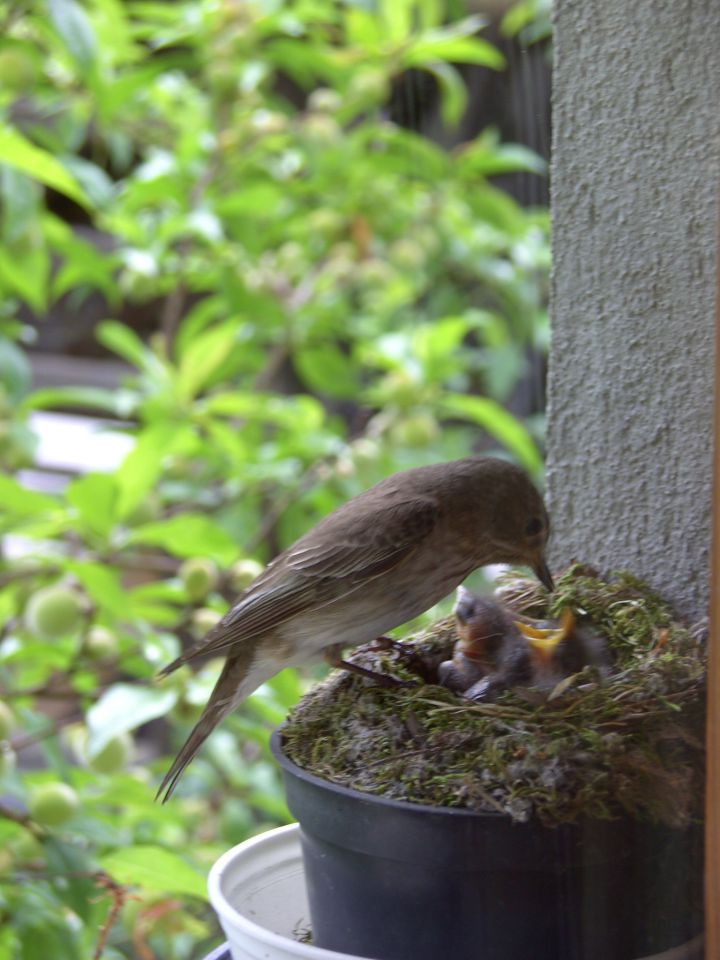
[547,0,720,620]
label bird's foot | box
[324,645,417,688]
[369,635,407,652]
[370,635,435,683]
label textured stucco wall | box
[547,0,720,620]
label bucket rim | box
[207,823,369,960]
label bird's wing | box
[159,496,439,672]
[285,495,438,579]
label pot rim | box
[207,823,368,960]
[270,726,506,820]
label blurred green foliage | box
[0,0,549,956]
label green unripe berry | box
[190,608,222,640]
[29,783,79,827]
[0,49,39,91]
[125,494,161,527]
[350,438,380,465]
[390,413,440,447]
[308,209,345,239]
[250,109,287,134]
[301,114,341,144]
[88,733,133,775]
[24,586,84,639]
[307,88,342,114]
[229,558,264,592]
[10,832,43,863]
[83,626,119,661]
[180,558,219,602]
[348,69,388,103]
[376,370,419,407]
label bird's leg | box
[368,636,433,683]
[368,635,406,652]
[324,644,416,688]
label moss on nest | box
[281,565,706,827]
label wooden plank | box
[706,211,720,960]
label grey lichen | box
[280,565,705,827]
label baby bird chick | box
[438,587,532,701]
[439,590,610,702]
[515,608,611,693]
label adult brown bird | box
[157,456,553,799]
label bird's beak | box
[515,609,575,663]
[533,556,555,592]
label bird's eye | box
[525,517,543,537]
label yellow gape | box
[514,608,576,664]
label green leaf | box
[344,8,383,48]
[458,137,547,177]
[0,166,41,244]
[0,475,58,518]
[176,322,239,401]
[126,513,238,564]
[413,317,471,380]
[44,836,98,921]
[66,560,127,617]
[65,472,117,539]
[97,320,165,377]
[87,683,179,755]
[47,0,97,71]
[60,155,115,206]
[115,423,179,519]
[0,336,32,401]
[14,887,83,960]
[22,385,138,417]
[293,344,360,399]
[0,242,50,312]
[440,394,542,474]
[215,182,284,218]
[501,1,536,35]
[100,845,206,898]
[127,592,183,626]
[421,61,467,126]
[0,124,90,208]
[403,20,504,71]
[265,38,339,87]
[265,668,303,709]
[417,0,443,30]
[379,0,412,42]
[501,0,552,42]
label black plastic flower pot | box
[271,730,702,960]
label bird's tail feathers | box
[156,653,272,802]
[157,652,189,678]
[157,617,232,678]
[156,699,230,803]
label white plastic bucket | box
[207,823,703,960]
[207,823,369,960]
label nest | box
[280,565,706,827]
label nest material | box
[281,565,706,827]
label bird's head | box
[513,505,554,593]
[468,459,554,592]
[453,586,510,659]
